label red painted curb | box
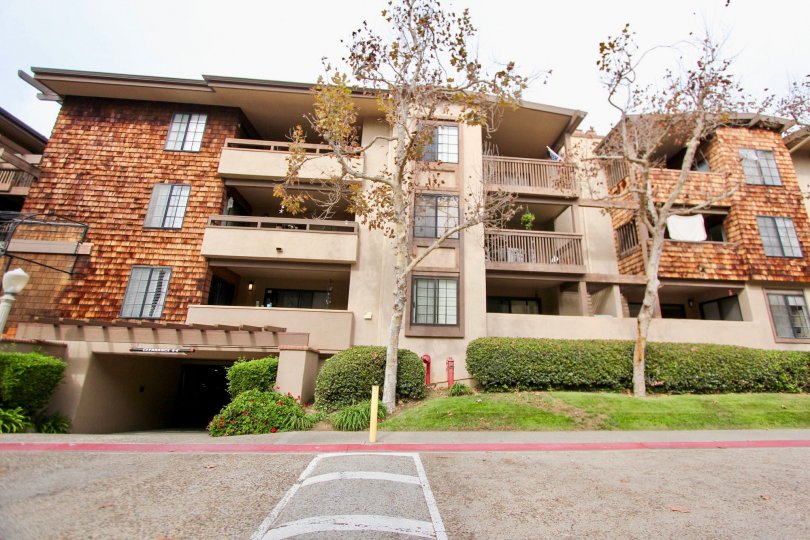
[1,440,809,454]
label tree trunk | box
[633,227,666,397]
[383,267,407,412]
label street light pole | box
[0,268,30,336]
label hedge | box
[207,390,316,436]
[226,356,279,398]
[0,351,67,415]
[466,337,810,394]
[315,346,426,411]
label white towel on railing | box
[666,214,707,241]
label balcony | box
[658,240,747,281]
[483,156,576,197]
[485,229,585,273]
[607,164,727,204]
[0,169,35,195]
[186,305,353,352]
[218,138,364,181]
[201,215,359,264]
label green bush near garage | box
[207,390,318,436]
[315,346,427,412]
[226,356,279,398]
[0,351,67,415]
[466,337,810,394]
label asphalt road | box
[1,444,809,539]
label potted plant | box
[520,211,535,231]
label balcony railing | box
[202,215,359,263]
[0,169,35,191]
[485,229,585,272]
[483,156,576,196]
[206,215,358,233]
[218,138,363,181]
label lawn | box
[379,390,810,431]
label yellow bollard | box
[369,384,379,443]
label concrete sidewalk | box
[1,428,809,450]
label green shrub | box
[315,346,426,411]
[226,356,279,398]
[207,390,317,436]
[448,382,474,397]
[466,337,810,394]
[34,412,71,434]
[467,338,632,392]
[330,400,388,431]
[646,343,809,394]
[0,352,67,415]
[0,406,31,433]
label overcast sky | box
[1,0,807,139]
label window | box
[165,113,207,152]
[144,184,191,228]
[700,295,742,321]
[422,125,458,163]
[412,277,458,325]
[740,149,781,186]
[486,297,540,314]
[264,288,330,309]
[756,216,802,257]
[121,266,172,319]
[616,220,639,255]
[767,291,810,339]
[414,195,459,238]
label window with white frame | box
[414,194,459,239]
[144,184,191,228]
[740,149,782,186]
[756,216,803,257]
[412,277,458,325]
[767,291,810,339]
[422,125,459,163]
[165,113,207,152]
[120,266,172,319]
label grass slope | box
[380,391,810,431]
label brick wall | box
[18,97,240,322]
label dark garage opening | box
[174,364,231,428]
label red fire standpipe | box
[446,357,455,388]
[421,354,431,385]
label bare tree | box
[592,25,754,397]
[276,0,531,411]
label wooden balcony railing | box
[0,169,35,191]
[485,229,584,270]
[483,156,576,194]
[207,215,358,234]
[224,138,336,155]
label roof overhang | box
[26,67,585,152]
[0,106,48,154]
[597,112,795,160]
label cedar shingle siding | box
[613,127,810,283]
[19,97,240,321]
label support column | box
[276,346,321,404]
[578,281,589,316]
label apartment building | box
[0,106,46,211]
[5,68,810,433]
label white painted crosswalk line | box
[252,452,447,540]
